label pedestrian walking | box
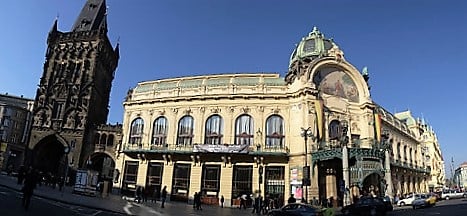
[220,195,225,208]
[195,191,202,210]
[153,186,160,203]
[161,186,167,208]
[22,167,37,210]
[135,186,142,203]
[193,192,198,209]
[239,193,247,209]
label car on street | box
[397,193,420,206]
[267,203,323,216]
[441,189,464,200]
[412,194,436,209]
[341,196,388,216]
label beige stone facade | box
[114,27,442,207]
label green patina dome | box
[289,27,337,67]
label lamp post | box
[62,145,70,197]
[380,131,393,200]
[340,121,350,207]
[301,127,315,203]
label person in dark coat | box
[220,195,225,208]
[287,194,296,204]
[161,186,167,208]
[195,191,202,210]
[22,167,37,210]
[135,186,142,203]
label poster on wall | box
[290,168,304,200]
[193,144,249,153]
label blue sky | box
[1,0,466,176]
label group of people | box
[192,191,203,210]
[237,193,283,214]
[135,185,168,208]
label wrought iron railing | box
[122,143,288,154]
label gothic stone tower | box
[27,0,119,177]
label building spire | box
[47,17,59,44]
[72,0,108,32]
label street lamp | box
[301,127,315,203]
[62,145,70,197]
[340,121,350,207]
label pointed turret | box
[72,0,108,32]
[47,18,59,44]
[114,42,120,60]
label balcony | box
[122,143,288,155]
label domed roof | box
[289,27,338,68]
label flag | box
[314,99,324,140]
[374,111,382,143]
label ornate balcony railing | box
[122,143,288,155]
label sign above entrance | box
[193,144,249,153]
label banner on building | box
[193,144,249,153]
[374,112,382,143]
[314,99,324,140]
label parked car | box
[341,196,388,216]
[267,203,323,216]
[412,194,436,209]
[397,193,420,206]
[441,189,464,200]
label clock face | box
[303,39,315,53]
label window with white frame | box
[235,114,254,145]
[204,115,223,145]
[265,115,284,148]
[177,115,194,146]
[129,118,144,145]
[152,117,168,146]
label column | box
[342,146,350,206]
[136,161,148,187]
[161,164,174,200]
[325,168,337,206]
[384,150,394,199]
[189,164,202,202]
[219,165,233,207]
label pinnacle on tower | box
[72,0,108,33]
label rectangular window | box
[171,163,191,201]
[232,165,253,199]
[122,161,139,195]
[265,166,285,200]
[202,165,221,194]
[146,162,164,186]
[146,162,164,200]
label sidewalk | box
[0,173,128,214]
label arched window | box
[129,118,144,145]
[205,115,223,145]
[94,133,100,144]
[397,142,401,159]
[107,134,114,147]
[177,116,194,146]
[235,114,254,145]
[403,146,407,161]
[328,120,340,140]
[409,148,413,165]
[152,117,168,146]
[265,115,285,148]
[100,134,107,145]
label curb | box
[0,183,125,215]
